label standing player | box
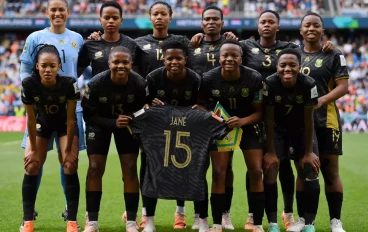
[77,0,146,78]
[82,47,146,232]
[142,39,201,232]
[198,40,265,232]
[19,0,84,227]
[288,13,349,232]
[20,45,80,232]
[263,48,320,232]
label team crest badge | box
[59,40,64,45]
[172,89,178,95]
[95,51,103,59]
[229,86,235,93]
[47,96,52,101]
[157,90,165,97]
[59,96,66,103]
[127,94,135,103]
[71,41,77,49]
[304,56,310,62]
[241,88,249,97]
[184,91,192,100]
[115,95,121,100]
[22,43,28,53]
[251,48,260,54]
[194,48,201,55]
[36,124,41,131]
[99,97,107,103]
[275,96,282,102]
[158,40,163,44]
[264,48,270,53]
[212,89,221,97]
[315,59,323,67]
[34,96,39,102]
[143,44,151,50]
[296,95,304,103]
[276,49,281,55]
[88,132,95,140]
[209,45,214,51]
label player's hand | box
[24,151,39,169]
[190,33,205,48]
[144,104,150,109]
[224,32,239,40]
[151,98,164,106]
[116,115,132,128]
[322,40,334,53]
[226,116,245,128]
[315,98,325,109]
[63,150,78,169]
[88,31,102,40]
[263,152,279,174]
[300,152,320,174]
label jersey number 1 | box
[163,130,192,168]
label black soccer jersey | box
[187,35,227,75]
[146,67,201,107]
[263,73,318,132]
[129,105,230,201]
[199,66,263,130]
[135,34,190,78]
[298,47,349,130]
[82,70,146,129]
[78,34,146,77]
[21,75,80,125]
[240,39,299,80]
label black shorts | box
[86,126,140,156]
[36,119,79,139]
[315,127,343,155]
[274,128,319,160]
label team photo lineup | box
[6,0,357,232]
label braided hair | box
[30,44,63,78]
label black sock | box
[210,193,225,224]
[194,201,200,214]
[22,174,38,221]
[304,179,320,225]
[199,192,209,219]
[296,191,305,218]
[246,172,251,212]
[326,192,343,220]
[145,196,157,217]
[279,159,295,213]
[248,192,265,225]
[65,173,80,221]
[264,183,278,223]
[224,187,233,213]
[124,192,139,221]
[86,191,102,221]
[177,200,185,207]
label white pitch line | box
[0,140,22,146]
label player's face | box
[258,12,280,39]
[46,0,70,28]
[150,4,172,30]
[100,6,123,33]
[109,52,132,80]
[36,53,61,85]
[163,49,187,76]
[219,44,242,72]
[201,9,224,36]
[300,15,324,43]
[277,54,300,88]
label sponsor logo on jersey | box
[241,88,249,97]
[59,96,66,103]
[143,44,151,50]
[211,89,221,97]
[194,48,201,55]
[276,49,281,55]
[275,96,282,102]
[99,97,107,103]
[229,86,235,93]
[172,89,178,95]
[209,45,214,51]
[315,59,323,67]
[157,90,165,97]
[59,40,64,45]
[127,94,135,103]
[94,51,103,59]
[88,132,95,140]
[296,95,304,103]
[184,91,192,100]
[34,96,39,102]
[47,96,52,101]
[71,41,77,49]
[304,56,310,62]
[251,48,260,54]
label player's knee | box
[248,167,263,182]
[63,162,77,174]
[303,163,318,179]
[263,163,278,184]
[212,167,226,186]
[25,161,40,175]
[88,163,104,178]
[321,165,340,184]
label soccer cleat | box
[62,208,81,230]
[126,221,139,232]
[84,212,89,230]
[142,218,156,232]
[253,225,265,232]
[199,218,209,232]
[206,224,222,232]
[282,211,295,230]
[330,218,346,232]
[301,225,315,232]
[140,214,147,228]
[19,210,38,231]
[83,221,99,232]
[174,212,187,229]
[67,221,79,232]
[286,217,305,232]
[267,223,280,232]
[122,211,140,229]
[192,214,200,230]
[244,213,254,230]
[221,212,234,230]
[20,221,34,232]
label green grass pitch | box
[0,132,367,231]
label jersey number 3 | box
[163,130,192,168]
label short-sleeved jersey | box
[298,47,350,129]
[130,105,230,201]
[135,34,190,78]
[21,75,80,126]
[240,39,299,80]
[263,73,318,132]
[187,35,227,75]
[199,66,263,130]
[146,67,201,107]
[78,34,146,77]
[81,70,146,129]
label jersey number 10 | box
[163,130,192,168]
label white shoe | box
[199,218,209,232]
[192,214,200,230]
[330,218,346,232]
[143,217,156,232]
[287,218,305,232]
[253,225,265,232]
[222,212,234,230]
[83,221,99,232]
[126,221,139,232]
[206,224,222,232]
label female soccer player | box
[288,12,349,232]
[198,39,265,232]
[82,47,146,232]
[19,0,84,226]
[20,45,80,232]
